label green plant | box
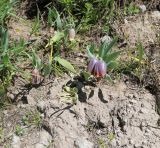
[87,37,121,78]
[22,111,42,127]
[98,138,107,148]
[61,85,78,104]
[0,0,12,25]
[119,41,147,83]
[15,125,24,136]
[124,2,140,15]
[108,132,115,141]
[0,27,15,90]
[0,26,30,91]
[30,11,41,36]
[46,8,77,76]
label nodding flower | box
[87,58,106,78]
[31,68,43,85]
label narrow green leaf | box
[56,13,62,30]
[136,42,144,61]
[101,37,118,58]
[54,56,76,73]
[0,85,6,96]
[46,31,64,47]
[3,30,8,52]
[107,61,119,70]
[103,51,121,63]
[0,27,9,53]
[87,44,95,58]
[32,51,42,69]
[105,74,113,82]
[3,54,10,66]
[81,71,91,81]
[43,62,52,76]
[99,41,107,58]
[0,64,4,70]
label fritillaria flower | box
[31,68,43,85]
[87,58,106,78]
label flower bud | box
[68,28,75,41]
[31,68,43,85]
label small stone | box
[96,129,101,135]
[35,130,52,148]
[37,101,47,112]
[145,129,150,133]
[117,132,123,137]
[74,137,94,148]
[129,139,133,145]
[141,103,144,107]
[116,141,121,146]
[139,108,148,114]
[124,18,128,24]
[27,95,36,106]
[128,94,134,99]
[12,134,21,148]
[134,143,141,148]
[7,92,14,100]
[139,5,146,12]
[68,28,76,41]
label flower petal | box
[98,60,106,77]
[87,58,98,73]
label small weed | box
[0,26,30,91]
[120,42,147,82]
[124,2,140,15]
[108,132,115,142]
[46,7,77,76]
[15,125,24,136]
[30,11,41,36]
[98,138,108,148]
[22,111,42,127]
[0,0,14,25]
[61,85,78,104]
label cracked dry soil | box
[1,75,160,148]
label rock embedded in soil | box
[11,134,21,148]
[74,138,94,148]
[35,129,52,148]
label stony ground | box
[2,74,160,148]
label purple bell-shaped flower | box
[87,58,106,78]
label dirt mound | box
[2,76,160,148]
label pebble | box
[27,95,36,106]
[35,129,52,148]
[7,92,14,100]
[74,137,94,148]
[129,139,134,145]
[37,101,47,112]
[11,134,21,148]
[139,5,146,12]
